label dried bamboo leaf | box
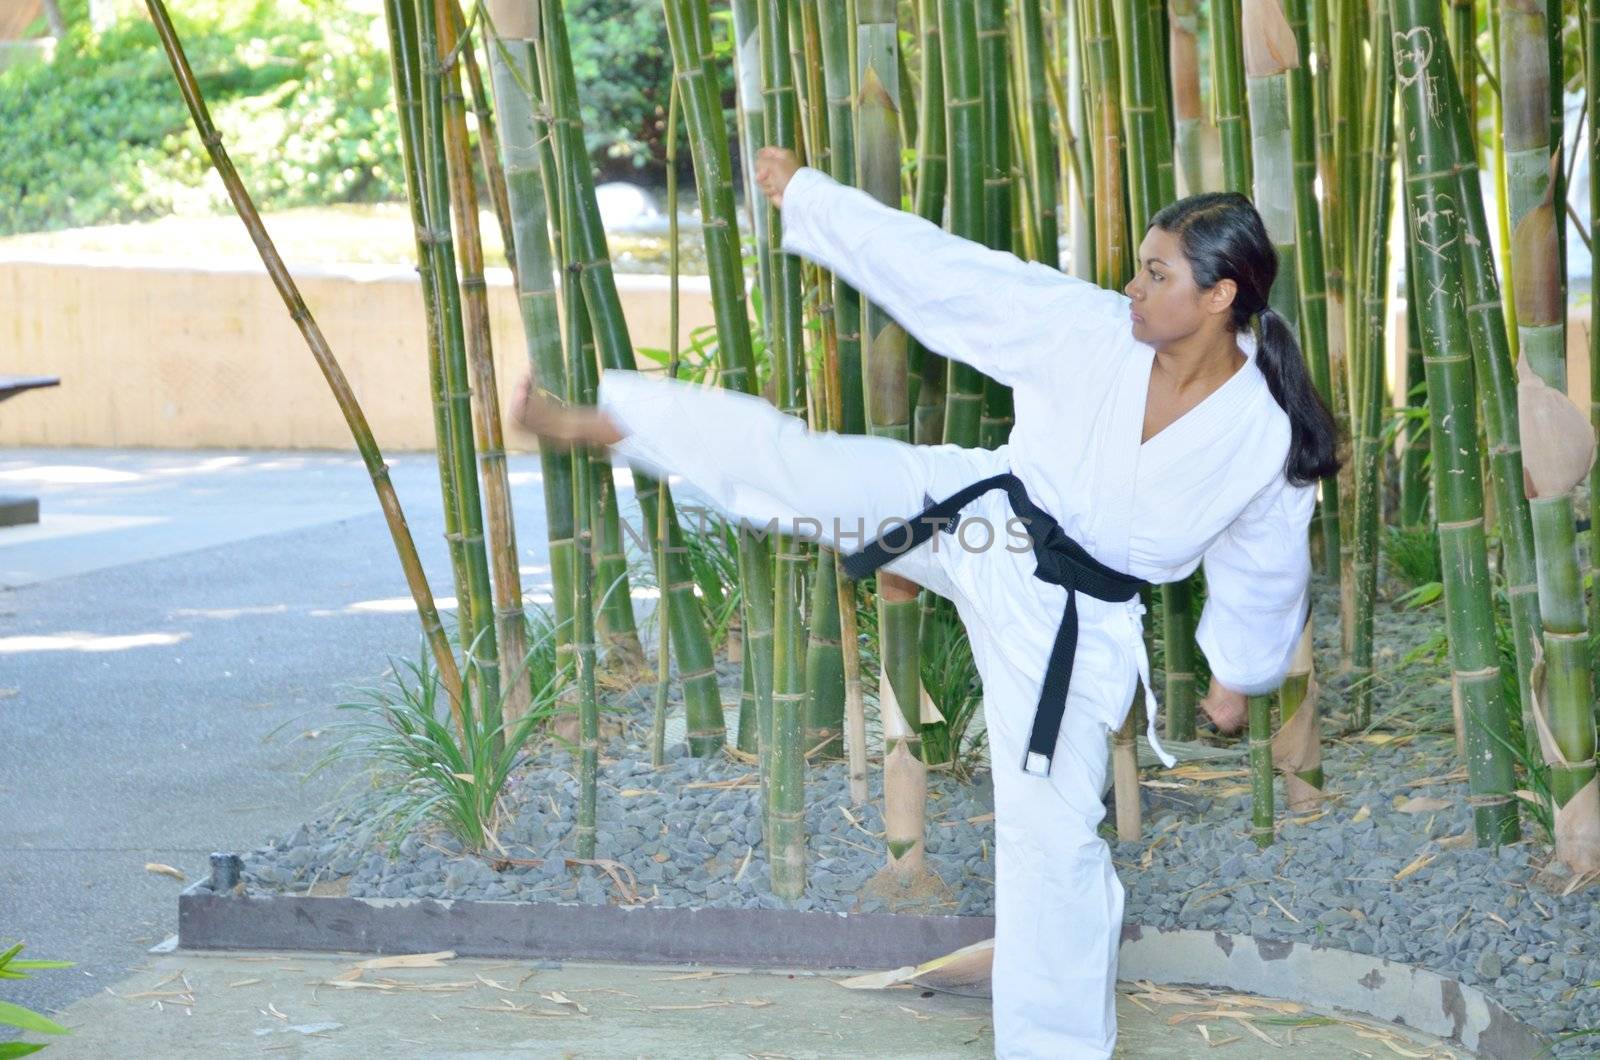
[353,951,456,970]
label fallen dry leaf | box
[144,863,185,882]
[1394,853,1437,882]
[1394,796,1451,815]
[353,950,456,971]
[651,970,730,982]
[540,990,588,1015]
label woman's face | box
[1123,226,1225,346]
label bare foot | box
[509,373,623,449]
[754,146,801,208]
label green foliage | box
[565,0,676,172]
[1385,523,1443,592]
[315,617,567,853]
[672,506,744,650]
[918,596,987,773]
[0,941,72,1055]
[0,0,402,235]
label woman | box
[512,146,1340,1058]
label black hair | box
[1146,191,1342,487]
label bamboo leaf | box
[0,1001,68,1037]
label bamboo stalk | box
[660,0,773,764]
[911,0,949,444]
[541,0,728,755]
[451,2,514,289]
[415,0,502,718]
[1391,0,1520,845]
[977,0,1015,451]
[1210,0,1252,192]
[855,0,931,877]
[1118,0,1175,235]
[141,0,465,727]
[649,78,684,769]
[1080,0,1129,287]
[759,0,810,900]
[1016,0,1059,267]
[1435,20,1545,769]
[483,5,580,698]
[1502,0,1563,389]
[1065,2,1095,280]
[557,178,600,861]
[437,0,524,725]
[1169,0,1205,197]
[1489,0,1520,363]
[810,1,864,441]
[1277,621,1323,807]
[1399,235,1429,526]
[730,0,776,349]
[1449,0,1477,134]
[1249,693,1274,846]
[1588,0,1600,652]
[1327,0,1359,671]
[386,0,473,681]
[1347,2,1395,729]
[1528,487,1600,873]
[939,0,987,445]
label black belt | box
[841,472,1149,777]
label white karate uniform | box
[595,165,1316,1059]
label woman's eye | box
[1150,270,1163,282]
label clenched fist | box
[754,146,801,208]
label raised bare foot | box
[509,373,623,450]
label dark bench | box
[0,374,61,527]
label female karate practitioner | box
[511,146,1340,1058]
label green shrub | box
[316,615,569,854]
[564,0,675,174]
[2,0,727,236]
[0,0,402,235]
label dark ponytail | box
[1147,192,1342,487]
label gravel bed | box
[240,577,1600,1052]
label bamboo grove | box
[144,0,1600,891]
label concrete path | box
[38,949,1461,1058]
[0,449,565,1020]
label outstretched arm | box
[758,150,1128,390]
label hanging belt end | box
[1021,750,1053,776]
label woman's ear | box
[1206,277,1237,317]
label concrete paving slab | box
[33,950,1464,1058]
[0,448,640,1023]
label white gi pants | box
[598,369,1135,1059]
